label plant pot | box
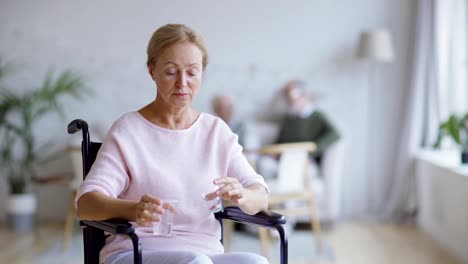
[6,193,37,232]
[462,152,468,164]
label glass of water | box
[202,189,223,214]
[153,199,178,237]
[209,196,223,213]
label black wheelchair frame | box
[68,119,288,264]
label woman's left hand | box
[209,177,245,205]
[205,177,268,215]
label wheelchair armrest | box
[82,219,143,264]
[82,218,135,234]
[215,206,286,228]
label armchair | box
[245,121,345,222]
[239,141,323,260]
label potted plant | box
[0,59,88,231]
[433,113,468,164]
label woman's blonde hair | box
[146,24,208,70]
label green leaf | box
[434,113,468,150]
[446,115,461,144]
[432,127,443,149]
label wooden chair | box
[246,142,322,260]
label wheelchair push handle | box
[67,119,90,157]
[67,119,88,134]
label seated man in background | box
[212,94,247,147]
[251,80,342,235]
[256,80,341,180]
[277,80,340,168]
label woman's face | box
[149,41,203,108]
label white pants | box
[104,250,269,264]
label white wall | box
[0,0,416,222]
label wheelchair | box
[68,119,288,264]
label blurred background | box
[0,0,467,263]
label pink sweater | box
[75,112,268,262]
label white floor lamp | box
[357,29,394,213]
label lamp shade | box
[357,29,395,62]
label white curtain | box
[385,0,467,220]
[384,0,438,220]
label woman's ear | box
[147,63,156,81]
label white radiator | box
[417,149,468,263]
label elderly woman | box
[75,24,269,264]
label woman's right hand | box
[135,194,164,227]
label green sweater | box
[276,110,340,159]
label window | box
[437,0,467,118]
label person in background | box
[212,94,247,147]
[75,24,269,264]
[276,80,340,167]
[212,95,234,124]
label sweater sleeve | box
[74,122,131,208]
[224,128,269,193]
[312,111,340,157]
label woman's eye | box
[166,71,177,76]
[188,71,198,76]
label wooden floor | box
[0,222,463,264]
[323,222,463,264]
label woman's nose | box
[176,72,188,87]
